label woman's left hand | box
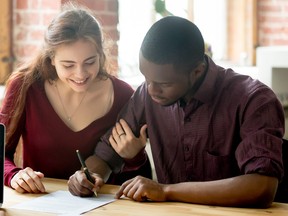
[109,119,147,159]
[10,167,45,193]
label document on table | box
[11,190,116,215]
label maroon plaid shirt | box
[96,56,285,184]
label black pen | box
[76,149,97,196]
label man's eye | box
[160,83,172,87]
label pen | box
[76,149,97,196]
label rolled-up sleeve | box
[236,88,285,180]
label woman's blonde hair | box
[3,2,110,144]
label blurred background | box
[0,0,287,138]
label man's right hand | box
[68,170,104,197]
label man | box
[68,16,285,208]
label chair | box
[274,138,288,203]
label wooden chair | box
[274,138,288,203]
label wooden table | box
[2,178,288,215]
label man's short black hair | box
[140,16,205,71]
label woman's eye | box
[85,61,95,65]
[63,65,73,69]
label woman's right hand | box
[10,167,45,193]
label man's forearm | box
[163,174,278,208]
[86,155,112,182]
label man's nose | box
[148,82,161,94]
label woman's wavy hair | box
[3,2,111,144]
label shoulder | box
[5,73,43,95]
[213,66,273,98]
[207,61,280,110]
[110,76,134,96]
[5,73,25,93]
[228,72,275,99]
[207,57,267,96]
[221,71,283,118]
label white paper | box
[11,190,115,215]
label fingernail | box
[92,188,98,197]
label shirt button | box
[185,117,191,122]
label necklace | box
[54,82,87,121]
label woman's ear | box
[51,58,55,66]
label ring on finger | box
[119,133,126,137]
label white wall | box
[193,0,227,60]
[118,0,228,88]
[118,0,154,88]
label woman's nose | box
[74,66,86,76]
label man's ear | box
[189,62,206,80]
[194,62,206,77]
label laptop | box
[0,123,5,207]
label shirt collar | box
[192,55,219,104]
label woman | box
[1,3,151,194]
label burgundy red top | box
[2,76,134,186]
